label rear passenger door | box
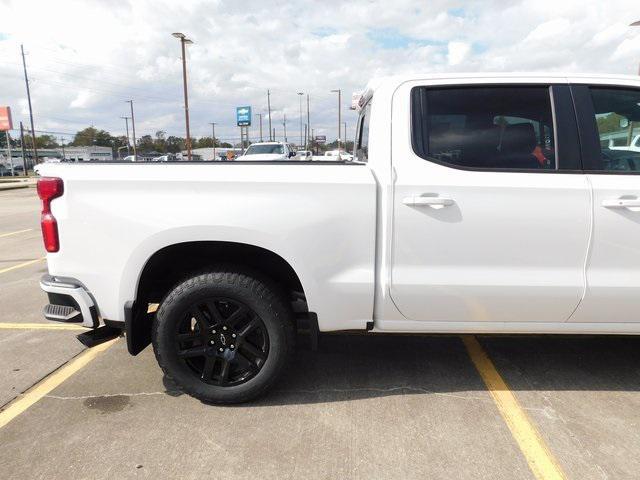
[569,84,640,324]
[388,82,591,326]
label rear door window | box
[411,86,556,170]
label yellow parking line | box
[0,228,33,239]
[0,338,118,429]
[462,336,566,480]
[0,257,45,275]
[0,322,86,331]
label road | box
[1,187,640,479]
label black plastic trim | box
[124,300,152,356]
[569,85,603,171]
[551,85,582,170]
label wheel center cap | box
[218,333,227,346]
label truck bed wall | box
[39,162,377,331]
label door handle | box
[402,196,454,208]
[602,198,640,211]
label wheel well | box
[135,241,307,309]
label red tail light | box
[37,177,64,252]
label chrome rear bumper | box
[40,274,99,328]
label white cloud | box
[0,0,639,144]
[447,41,471,66]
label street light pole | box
[344,122,347,146]
[209,122,216,160]
[331,89,342,155]
[306,94,310,150]
[120,116,131,155]
[256,113,263,142]
[126,100,137,160]
[267,90,273,141]
[297,92,304,148]
[173,32,194,161]
[283,114,287,142]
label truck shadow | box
[246,333,640,407]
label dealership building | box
[59,146,113,161]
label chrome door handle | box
[402,196,454,208]
[602,198,640,211]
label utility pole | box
[331,89,342,155]
[311,128,315,155]
[172,32,194,161]
[120,116,131,155]
[272,127,276,142]
[306,94,310,150]
[631,21,640,74]
[209,122,216,160]
[5,131,13,176]
[283,114,287,142]
[19,122,27,173]
[297,92,304,148]
[256,113,263,142]
[267,90,273,141]
[126,101,137,160]
[344,122,347,146]
[21,44,38,163]
[59,136,66,160]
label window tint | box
[411,87,556,170]
[355,102,370,162]
[590,88,640,172]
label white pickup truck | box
[38,73,640,403]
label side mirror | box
[289,151,296,158]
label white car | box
[609,135,640,152]
[296,150,313,160]
[235,142,296,161]
[37,73,640,404]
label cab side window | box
[590,88,640,172]
[411,86,556,170]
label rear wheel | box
[152,270,294,404]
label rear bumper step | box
[44,304,82,323]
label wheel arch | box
[125,240,309,355]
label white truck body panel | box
[39,163,377,331]
[39,73,640,335]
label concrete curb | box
[0,184,30,192]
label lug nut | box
[232,333,236,338]
[230,344,235,349]
[209,340,214,345]
[222,326,227,331]
[219,348,224,352]
[212,329,216,334]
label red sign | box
[0,107,12,131]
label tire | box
[152,269,294,404]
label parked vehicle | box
[38,73,640,404]
[609,134,640,152]
[296,150,312,160]
[235,142,296,161]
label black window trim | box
[570,83,640,175]
[409,84,583,174]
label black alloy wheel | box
[175,298,269,386]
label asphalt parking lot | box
[1,187,640,479]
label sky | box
[1,0,640,146]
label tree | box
[20,134,58,149]
[138,135,155,152]
[165,136,185,153]
[153,130,167,153]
